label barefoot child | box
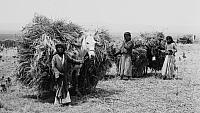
[52,43,83,106]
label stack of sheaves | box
[17,14,83,97]
[138,32,165,72]
[16,14,112,97]
[100,32,165,77]
[93,29,113,79]
[131,32,165,76]
[131,38,148,77]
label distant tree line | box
[0,40,18,48]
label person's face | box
[166,38,171,43]
[57,47,64,53]
[124,35,131,41]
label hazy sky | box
[0,0,199,34]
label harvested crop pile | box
[17,14,83,97]
[132,46,148,77]
[139,32,166,72]
[76,29,112,94]
[109,32,166,77]
[16,14,112,97]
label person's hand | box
[168,50,173,55]
[79,60,84,64]
[165,50,169,55]
[84,55,89,60]
[55,74,59,79]
[160,50,165,53]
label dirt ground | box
[0,43,200,113]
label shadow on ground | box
[104,73,156,81]
[21,88,122,106]
[21,91,55,104]
[70,88,122,106]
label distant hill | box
[0,34,21,41]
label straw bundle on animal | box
[140,32,165,72]
[109,32,165,77]
[16,14,113,97]
[16,14,83,97]
[95,29,112,77]
[70,29,112,94]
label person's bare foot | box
[68,104,72,108]
[54,97,61,106]
[120,75,124,80]
[54,102,62,107]
[61,102,72,107]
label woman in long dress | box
[161,36,177,79]
[115,32,134,80]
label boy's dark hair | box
[124,32,131,37]
[55,43,65,50]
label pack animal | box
[69,31,101,95]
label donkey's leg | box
[144,66,147,76]
[146,66,148,75]
[154,70,158,77]
[75,68,82,97]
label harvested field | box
[1,43,200,113]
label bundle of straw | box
[140,32,165,71]
[17,14,83,96]
[17,14,113,97]
[109,32,165,76]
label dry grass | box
[1,43,200,113]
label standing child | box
[52,43,83,106]
[161,36,177,79]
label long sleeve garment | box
[161,43,177,79]
[120,40,134,55]
[118,40,134,77]
[52,52,81,104]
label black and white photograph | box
[0,0,199,112]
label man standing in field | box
[115,32,134,80]
[52,43,83,106]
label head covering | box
[166,36,174,44]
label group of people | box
[51,31,177,106]
[114,32,177,80]
[114,32,133,80]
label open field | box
[0,43,200,113]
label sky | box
[0,0,199,34]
